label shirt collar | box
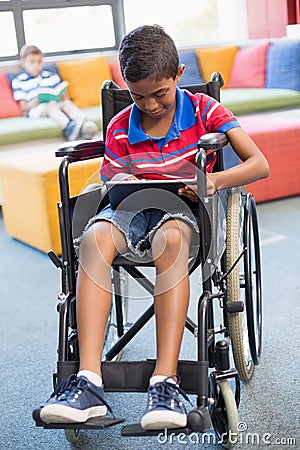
[128,86,196,145]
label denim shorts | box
[79,204,200,260]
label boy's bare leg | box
[41,101,69,129]
[61,98,85,122]
[76,221,127,376]
[140,219,192,430]
[151,219,192,377]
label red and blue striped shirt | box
[100,87,240,182]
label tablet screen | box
[106,178,196,210]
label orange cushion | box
[0,73,22,119]
[196,46,239,88]
[57,56,112,107]
[228,42,270,88]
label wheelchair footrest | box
[121,423,191,437]
[32,408,124,429]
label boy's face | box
[22,53,43,77]
[126,67,184,122]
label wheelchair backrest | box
[101,74,223,141]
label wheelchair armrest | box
[198,133,228,151]
[55,139,105,161]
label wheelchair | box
[33,73,262,449]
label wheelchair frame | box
[33,74,262,449]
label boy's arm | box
[18,98,40,113]
[12,74,40,113]
[209,127,270,193]
[179,126,270,201]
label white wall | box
[217,0,248,42]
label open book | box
[38,81,69,103]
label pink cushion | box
[228,42,270,88]
[0,73,22,119]
[110,61,127,89]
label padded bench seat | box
[238,113,300,202]
[0,147,102,253]
[221,88,300,115]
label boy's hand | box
[110,173,137,182]
[178,174,217,201]
[206,173,217,196]
[27,98,39,109]
[178,184,198,202]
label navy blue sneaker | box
[40,374,111,423]
[64,118,83,141]
[140,375,191,430]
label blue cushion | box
[44,62,59,75]
[265,41,300,91]
[7,71,22,85]
[178,51,204,86]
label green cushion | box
[0,117,61,145]
[268,108,300,119]
[82,106,101,126]
[221,88,300,115]
[0,106,101,146]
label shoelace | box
[47,374,114,416]
[148,375,192,411]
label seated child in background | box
[12,45,98,141]
[39,25,270,430]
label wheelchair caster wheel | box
[64,428,80,443]
[187,406,211,433]
[211,380,239,449]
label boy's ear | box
[176,64,185,83]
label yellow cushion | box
[195,46,239,88]
[57,56,112,107]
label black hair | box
[119,24,179,82]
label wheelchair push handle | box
[198,132,228,151]
[196,132,228,185]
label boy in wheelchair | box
[40,25,269,430]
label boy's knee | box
[79,221,126,263]
[79,224,104,263]
[152,224,190,260]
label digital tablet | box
[106,178,196,210]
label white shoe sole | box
[40,404,107,423]
[141,410,187,430]
[80,121,98,140]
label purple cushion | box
[178,51,203,86]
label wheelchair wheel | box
[211,380,239,449]
[226,188,262,382]
[64,428,80,443]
